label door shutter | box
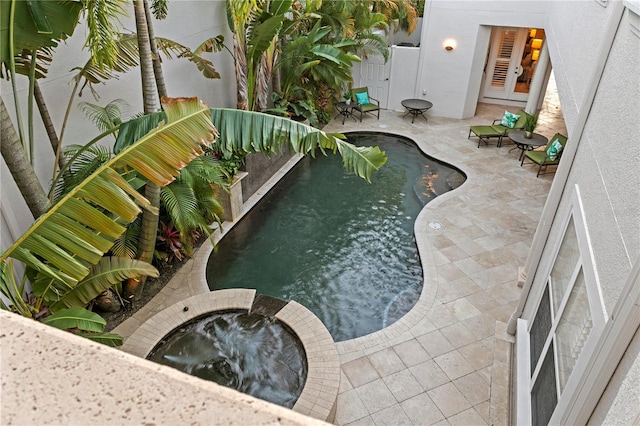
[491,29,517,89]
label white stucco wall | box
[517,1,640,423]
[521,1,639,327]
[545,0,629,136]
[0,311,325,426]
[416,0,547,119]
[0,1,236,247]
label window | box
[519,186,607,425]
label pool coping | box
[121,289,340,423]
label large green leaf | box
[116,108,386,183]
[209,108,387,182]
[0,0,83,63]
[1,97,216,291]
[49,257,158,312]
[42,306,124,347]
[0,260,32,317]
[42,306,106,332]
[75,331,123,347]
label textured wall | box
[0,311,325,425]
[0,1,236,244]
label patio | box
[114,88,566,425]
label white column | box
[525,42,550,115]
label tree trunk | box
[124,0,161,300]
[144,0,168,99]
[0,97,51,219]
[255,43,276,111]
[33,80,66,170]
[233,34,248,110]
[135,0,159,115]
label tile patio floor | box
[115,84,566,425]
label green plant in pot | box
[343,91,352,105]
[524,112,538,138]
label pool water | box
[147,311,307,408]
[207,132,465,341]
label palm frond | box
[78,99,130,134]
[1,98,216,293]
[82,0,128,69]
[151,0,169,19]
[54,144,113,202]
[0,261,33,317]
[155,37,221,79]
[160,183,199,237]
[0,48,53,80]
[110,217,140,259]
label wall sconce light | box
[532,49,540,61]
[529,28,537,38]
[443,39,456,51]
[531,38,543,50]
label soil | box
[101,256,191,332]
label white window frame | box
[517,186,608,425]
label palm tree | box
[226,0,292,111]
[122,0,162,299]
[0,0,127,214]
[0,97,51,218]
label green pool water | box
[207,132,465,341]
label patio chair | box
[521,133,568,177]
[468,109,527,148]
[351,87,380,121]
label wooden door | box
[358,53,390,108]
[482,27,534,103]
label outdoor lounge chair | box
[351,87,380,121]
[468,109,527,148]
[521,133,568,177]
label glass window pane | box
[530,286,552,376]
[556,268,592,393]
[531,347,558,426]
[550,217,580,313]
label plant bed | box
[102,238,206,332]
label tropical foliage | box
[0,97,217,344]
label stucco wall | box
[0,311,326,426]
[0,1,236,245]
[545,0,629,136]
[524,2,640,319]
[417,0,547,119]
[518,1,640,423]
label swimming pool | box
[207,132,465,341]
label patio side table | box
[401,99,433,123]
[335,101,356,125]
[508,130,548,161]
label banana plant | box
[0,97,217,344]
[42,307,123,347]
[115,107,387,184]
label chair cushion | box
[356,92,370,105]
[546,138,564,161]
[357,103,379,112]
[500,111,520,128]
[526,150,552,164]
[470,125,503,137]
